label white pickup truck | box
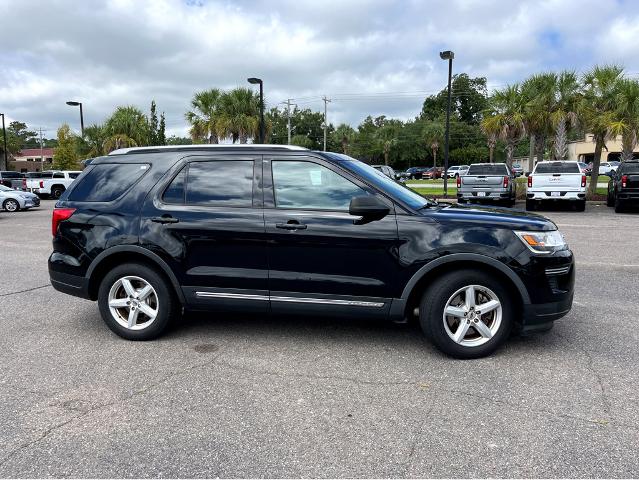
[34,170,82,199]
[526,161,586,211]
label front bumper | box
[520,293,573,333]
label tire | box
[51,187,65,199]
[97,262,180,340]
[525,199,536,211]
[614,198,625,213]
[575,200,586,212]
[457,198,467,204]
[419,269,514,359]
[606,191,614,207]
[3,198,20,212]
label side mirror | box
[349,195,390,224]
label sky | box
[2,0,639,138]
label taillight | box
[503,176,509,188]
[456,176,461,188]
[581,175,587,188]
[40,181,44,188]
[52,208,76,236]
[622,175,628,188]
[527,176,532,188]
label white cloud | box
[1,0,638,137]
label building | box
[567,134,639,163]
[10,148,55,173]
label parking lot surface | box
[1,200,638,477]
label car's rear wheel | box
[614,198,626,213]
[3,199,20,212]
[419,270,513,358]
[98,263,179,340]
[606,191,614,207]
[52,187,65,199]
[575,200,586,212]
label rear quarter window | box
[68,163,150,202]
[467,164,508,175]
[534,162,580,174]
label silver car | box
[457,163,516,207]
[0,185,41,212]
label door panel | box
[140,155,268,312]
[263,156,400,317]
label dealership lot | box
[1,201,638,477]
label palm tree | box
[610,78,639,162]
[551,71,580,159]
[103,106,149,147]
[185,89,223,143]
[82,124,106,157]
[217,88,260,143]
[580,65,624,196]
[332,124,356,154]
[422,121,444,167]
[102,134,137,153]
[481,84,526,167]
[521,73,556,164]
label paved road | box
[1,201,638,477]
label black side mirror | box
[349,195,390,224]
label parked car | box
[49,144,574,359]
[0,184,40,211]
[0,171,24,190]
[526,161,586,211]
[512,164,524,177]
[23,171,54,193]
[405,166,430,180]
[421,167,443,179]
[447,165,469,178]
[372,165,396,179]
[37,170,82,199]
[599,162,619,175]
[607,160,639,212]
[457,163,516,207]
[578,162,592,176]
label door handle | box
[276,221,307,230]
[151,216,179,224]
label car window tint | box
[68,172,80,179]
[272,160,366,210]
[621,163,639,174]
[468,164,508,175]
[53,172,64,178]
[535,162,580,174]
[68,163,150,202]
[163,167,186,203]
[186,161,253,207]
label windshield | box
[324,153,434,210]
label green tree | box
[217,88,260,143]
[481,84,526,167]
[78,124,106,158]
[521,72,556,163]
[148,100,159,145]
[610,78,639,162]
[290,134,314,149]
[421,74,488,124]
[331,123,356,154]
[422,121,444,167]
[104,106,149,149]
[166,135,192,145]
[580,65,624,196]
[551,71,581,159]
[185,88,223,143]
[53,124,79,170]
[158,113,166,145]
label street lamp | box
[439,50,454,197]
[0,113,7,170]
[247,77,264,143]
[66,101,84,137]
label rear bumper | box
[527,191,585,201]
[458,190,511,200]
[49,268,91,300]
[617,191,639,202]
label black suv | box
[607,160,639,212]
[49,145,574,358]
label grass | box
[409,186,609,199]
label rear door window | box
[467,164,508,175]
[68,163,150,202]
[535,162,580,174]
[185,160,254,207]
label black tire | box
[97,262,180,340]
[575,200,586,212]
[457,198,467,204]
[3,198,20,212]
[606,191,614,207]
[614,198,625,213]
[525,199,536,211]
[51,187,65,199]
[419,269,514,359]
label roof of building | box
[15,148,55,157]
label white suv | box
[447,165,469,178]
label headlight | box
[514,230,567,254]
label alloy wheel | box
[442,284,502,347]
[107,275,159,330]
[4,199,19,212]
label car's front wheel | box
[419,270,513,358]
[3,198,20,212]
[98,263,180,340]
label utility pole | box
[284,99,295,145]
[39,127,44,172]
[322,95,331,151]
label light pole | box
[439,50,454,197]
[247,78,264,143]
[66,101,84,137]
[0,113,7,170]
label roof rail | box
[108,144,309,155]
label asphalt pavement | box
[1,200,638,477]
